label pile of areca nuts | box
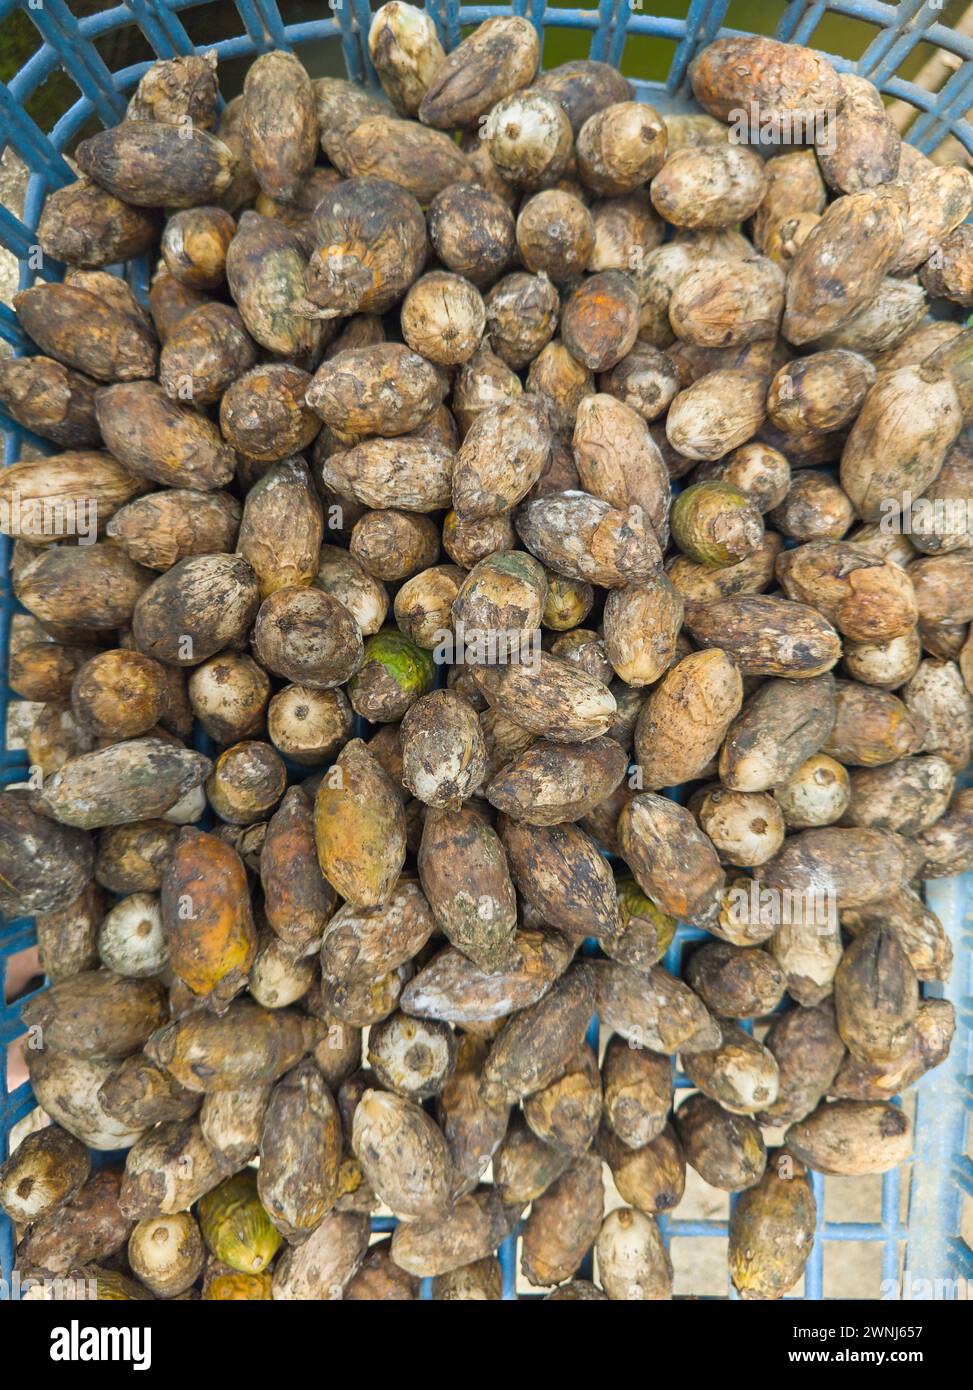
[1,11,972,1302]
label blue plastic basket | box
[1,0,972,1301]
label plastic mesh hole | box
[12,65,83,139]
[178,1,250,50]
[670,1234,728,1297]
[823,1239,885,1299]
[4,1032,29,1094]
[540,8,593,71]
[619,31,677,87]
[804,13,884,65]
[824,1171,884,1224]
[721,0,786,39]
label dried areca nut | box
[351,509,440,581]
[573,393,670,539]
[767,472,852,544]
[752,149,826,254]
[319,878,431,991]
[205,740,286,826]
[399,272,485,367]
[767,349,875,435]
[315,546,389,637]
[398,690,486,810]
[322,961,412,1027]
[830,997,955,1100]
[786,1100,912,1176]
[520,1040,600,1155]
[890,162,973,275]
[20,969,166,1060]
[345,1239,419,1299]
[480,965,594,1109]
[271,1209,369,1300]
[601,1036,670,1149]
[24,1045,148,1150]
[670,256,784,348]
[833,926,918,1066]
[516,490,661,588]
[814,276,925,357]
[757,826,917,912]
[548,628,611,684]
[0,1125,90,1226]
[763,210,821,266]
[598,343,679,424]
[367,2,444,116]
[346,628,434,723]
[148,271,211,344]
[915,787,973,879]
[401,927,573,1027]
[187,653,270,744]
[418,15,538,128]
[304,177,425,321]
[452,396,552,521]
[267,685,352,767]
[125,48,217,125]
[449,360,516,455]
[598,875,675,971]
[575,101,666,197]
[0,356,99,451]
[451,549,546,652]
[484,91,572,190]
[718,673,836,793]
[14,281,157,383]
[308,343,447,437]
[331,113,471,202]
[14,543,147,632]
[728,1150,816,1300]
[255,790,335,958]
[128,1212,204,1299]
[0,450,146,546]
[220,367,320,466]
[17,1169,133,1274]
[845,755,954,838]
[95,821,179,896]
[390,1187,518,1279]
[502,815,619,937]
[70,649,168,739]
[685,939,785,1019]
[118,1118,224,1219]
[26,702,92,782]
[671,481,764,568]
[241,50,317,203]
[521,1153,603,1287]
[34,880,103,982]
[146,1000,306,1096]
[824,682,922,766]
[417,803,516,971]
[904,658,972,770]
[756,1000,845,1128]
[842,883,951,984]
[561,270,638,372]
[109,488,242,573]
[773,753,850,829]
[782,186,908,344]
[315,77,391,153]
[595,960,718,1056]
[95,380,235,490]
[633,648,743,789]
[617,793,723,926]
[97,887,165,978]
[684,594,841,678]
[352,1088,452,1222]
[41,738,209,830]
[394,564,464,649]
[486,735,626,827]
[160,827,256,1006]
[253,586,363,690]
[905,441,973,556]
[322,436,454,513]
[596,1207,672,1301]
[225,212,322,357]
[910,550,973,628]
[76,122,234,207]
[366,1012,456,1101]
[97,1052,197,1129]
[814,73,900,194]
[133,554,260,666]
[674,1093,766,1193]
[431,1256,499,1302]
[602,578,681,687]
[682,1020,779,1115]
[484,271,560,369]
[428,183,515,288]
[693,786,786,868]
[437,1033,510,1195]
[235,457,322,600]
[36,177,158,269]
[666,367,768,462]
[315,738,406,909]
[532,59,633,135]
[920,224,973,306]
[690,34,839,123]
[161,206,235,290]
[253,167,342,235]
[541,573,593,631]
[494,1115,569,1206]
[256,1060,341,1243]
[516,191,594,283]
[650,145,766,229]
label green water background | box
[0,0,968,136]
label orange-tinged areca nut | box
[314,738,406,908]
[161,827,257,1008]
